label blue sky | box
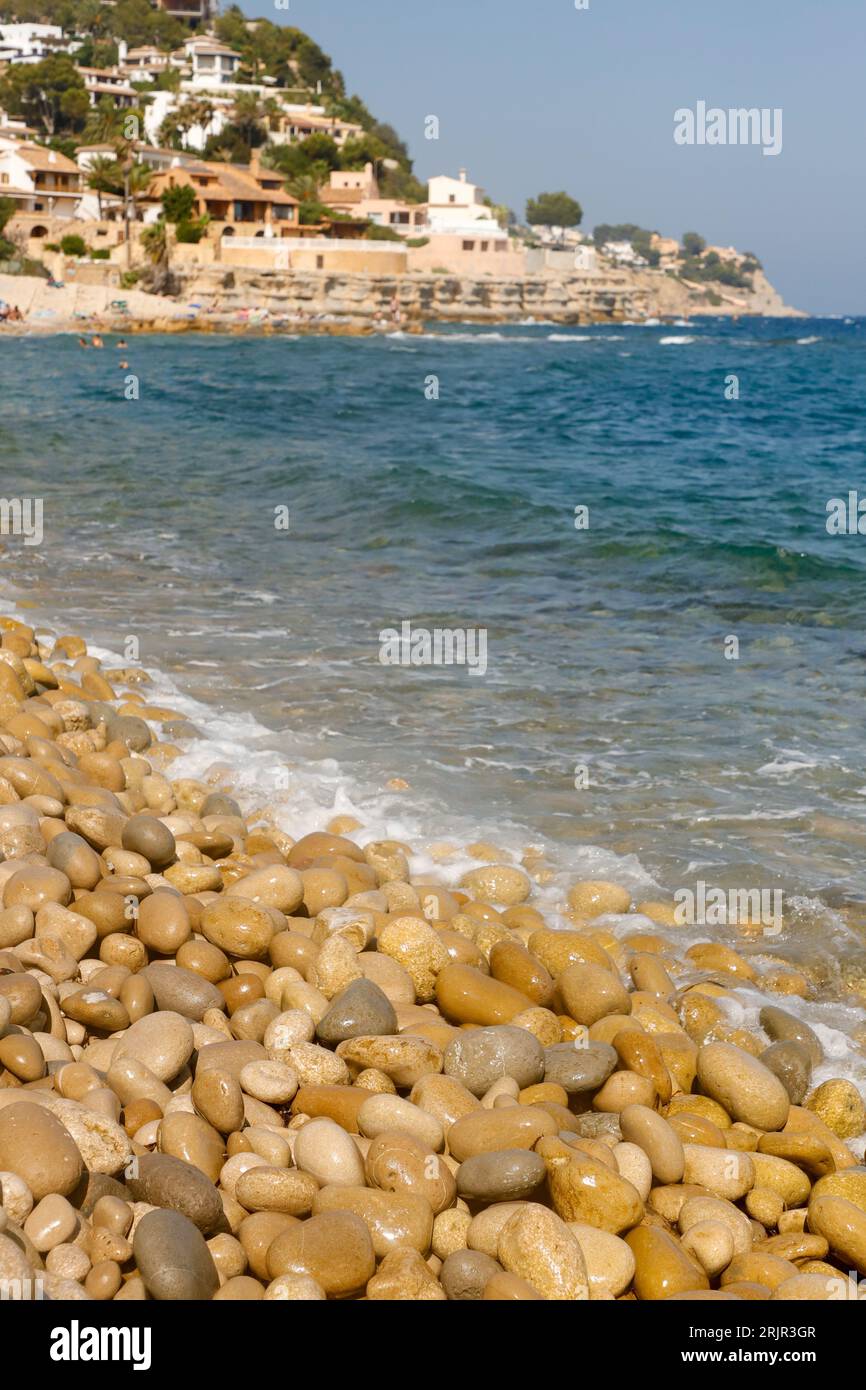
[236,0,863,314]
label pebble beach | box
[0,613,864,1303]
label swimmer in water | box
[78,337,90,348]
[92,334,104,348]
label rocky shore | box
[0,260,802,340]
[0,613,863,1302]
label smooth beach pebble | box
[266,1210,376,1296]
[539,1142,644,1234]
[112,1011,194,1083]
[358,1093,444,1150]
[312,1184,433,1257]
[568,1221,636,1298]
[626,1225,709,1300]
[133,1208,219,1300]
[292,1117,366,1187]
[558,963,632,1026]
[443,1025,545,1096]
[238,1059,298,1105]
[365,1132,456,1213]
[440,1248,501,1300]
[620,1104,685,1184]
[0,1102,83,1200]
[696,1042,790,1132]
[567,881,631,918]
[457,1149,546,1203]
[497,1204,589,1300]
[316,977,398,1043]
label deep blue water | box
[2,315,865,905]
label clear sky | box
[236,0,863,314]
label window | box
[462,240,474,251]
[480,241,488,252]
[449,194,456,203]
[496,241,507,251]
[316,255,324,269]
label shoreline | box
[0,610,863,1301]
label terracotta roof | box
[11,144,80,174]
[147,162,298,207]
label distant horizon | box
[235,0,864,316]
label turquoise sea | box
[1,316,865,931]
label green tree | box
[682,231,706,257]
[230,90,267,148]
[0,194,16,259]
[141,217,167,266]
[0,55,88,136]
[525,191,583,229]
[161,185,197,224]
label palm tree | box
[86,154,121,218]
[231,90,265,148]
[141,217,168,267]
[83,97,125,146]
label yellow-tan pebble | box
[234,1166,318,1216]
[593,1070,657,1113]
[665,1093,731,1129]
[807,1194,866,1274]
[367,1246,446,1300]
[678,1195,753,1256]
[557,962,632,1027]
[612,1142,652,1201]
[191,1069,245,1135]
[497,1203,589,1300]
[488,938,554,1007]
[312,1184,433,1257]
[568,1221,635,1297]
[365,1131,456,1214]
[770,1271,859,1300]
[357,1093,444,1150]
[434,962,533,1026]
[238,1059,298,1106]
[411,1073,482,1132]
[567,880,631,918]
[537,1141,644,1234]
[336,1034,442,1088]
[613,1030,672,1104]
[720,1251,799,1290]
[756,1132,834,1179]
[459,864,530,906]
[620,1104,685,1184]
[682,1144,754,1201]
[750,1152,812,1207]
[84,1260,122,1301]
[264,1273,326,1300]
[266,1210,375,1296]
[23,1193,78,1252]
[376,917,449,1001]
[680,1219,735,1278]
[292,1116,365,1187]
[696,1041,790,1131]
[482,1270,544,1299]
[432,1207,471,1259]
[804,1079,866,1139]
[626,1225,709,1299]
[528,928,614,976]
[446,1105,556,1162]
[746,1186,785,1228]
[199,897,275,960]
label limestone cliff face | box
[177,265,652,326]
[176,262,801,327]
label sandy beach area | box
[0,611,863,1302]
